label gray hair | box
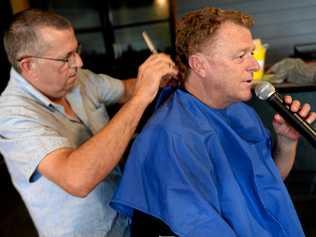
[3,9,73,72]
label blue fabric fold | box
[111,88,304,237]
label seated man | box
[111,7,316,237]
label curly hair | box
[3,9,72,72]
[175,7,254,84]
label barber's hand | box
[134,53,178,104]
[272,95,316,142]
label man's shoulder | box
[0,89,42,111]
[0,89,51,129]
[141,91,216,140]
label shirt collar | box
[10,68,54,108]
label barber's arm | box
[38,53,178,197]
[273,95,316,179]
[119,79,136,103]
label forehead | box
[38,27,77,54]
[204,21,254,55]
[39,26,76,42]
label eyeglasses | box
[18,44,82,68]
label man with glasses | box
[0,9,177,237]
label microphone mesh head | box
[254,81,275,100]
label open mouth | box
[242,79,253,90]
[243,79,253,84]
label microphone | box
[255,81,316,148]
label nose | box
[74,52,83,68]
[248,55,260,72]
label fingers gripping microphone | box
[255,81,316,148]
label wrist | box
[129,94,152,110]
[275,134,298,154]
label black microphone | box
[255,81,316,148]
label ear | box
[19,59,37,78]
[188,54,207,78]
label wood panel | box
[176,0,316,64]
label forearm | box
[42,96,148,197]
[119,78,136,103]
[273,135,298,179]
[70,96,148,195]
[39,53,178,196]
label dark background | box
[0,0,316,236]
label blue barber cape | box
[111,88,304,237]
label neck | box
[51,97,77,119]
[184,74,229,109]
[50,96,65,104]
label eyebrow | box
[238,45,255,54]
[61,43,80,59]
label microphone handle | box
[268,92,316,148]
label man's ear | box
[19,59,37,78]
[188,54,207,78]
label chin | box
[66,79,77,90]
[241,92,253,102]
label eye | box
[235,50,253,63]
[63,53,73,61]
[237,51,247,58]
[235,52,246,63]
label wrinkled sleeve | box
[111,126,237,237]
[0,112,72,182]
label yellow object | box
[253,39,266,80]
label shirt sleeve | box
[111,126,237,237]
[0,111,73,182]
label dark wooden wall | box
[0,0,12,93]
[176,0,316,66]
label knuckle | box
[304,103,311,110]
[139,64,144,72]
[293,99,300,105]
